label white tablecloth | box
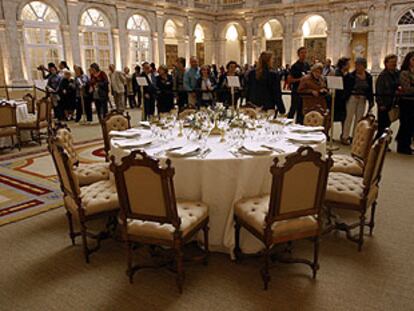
[0,101,31,148]
[110,126,326,255]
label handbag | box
[388,106,399,123]
[388,96,400,123]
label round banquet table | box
[0,100,31,148]
[110,125,326,256]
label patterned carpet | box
[0,140,105,226]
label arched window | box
[301,15,327,63]
[194,24,205,65]
[396,9,414,65]
[164,19,177,38]
[80,8,112,71]
[226,25,238,41]
[351,14,370,29]
[263,19,283,68]
[127,14,151,67]
[21,1,63,81]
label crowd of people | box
[39,48,414,155]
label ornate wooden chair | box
[23,93,36,114]
[324,129,392,251]
[48,136,119,263]
[101,110,131,161]
[110,150,209,293]
[178,108,197,120]
[18,98,51,145]
[233,147,333,290]
[51,123,109,186]
[0,103,21,150]
[239,107,257,119]
[331,114,377,176]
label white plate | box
[285,133,325,144]
[289,125,325,133]
[239,143,273,156]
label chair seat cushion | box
[127,201,208,240]
[326,172,378,207]
[0,127,17,136]
[234,195,318,240]
[74,162,109,186]
[18,116,48,129]
[64,180,118,216]
[331,154,363,176]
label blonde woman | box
[246,51,285,114]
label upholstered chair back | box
[351,115,377,161]
[37,99,49,122]
[240,107,257,119]
[23,93,36,114]
[303,111,324,127]
[363,129,392,188]
[0,104,16,128]
[178,109,197,120]
[48,137,79,199]
[268,147,332,224]
[55,127,79,164]
[101,111,131,161]
[111,150,180,226]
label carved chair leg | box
[203,224,209,266]
[80,220,90,263]
[66,211,76,246]
[312,237,320,279]
[358,212,365,252]
[127,242,134,284]
[368,202,377,236]
[261,245,271,290]
[234,216,242,262]
[175,242,184,294]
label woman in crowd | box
[57,69,76,121]
[333,57,351,140]
[42,63,62,120]
[375,54,400,140]
[246,51,285,114]
[342,57,373,145]
[217,60,243,108]
[124,67,136,109]
[89,63,109,121]
[156,64,174,113]
[397,52,414,155]
[131,65,142,108]
[74,65,92,123]
[196,65,216,108]
[297,62,329,115]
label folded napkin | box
[289,125,325,133]
[167,144,201,157]
[239,143,273,155]
[113,138,153,149]
[139,121,151,129]
[109,129,141,138]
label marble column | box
[112,28,122,69]
[0,20,11,84]
[60,24,73,68]
[371,1,387,72]
[152,32,159,65]
[14,20,28,84]
[245,17,253,65]
[116,4,129,69]
[156,13,165,65]
[188,17,195,57]
[283,12,293,66]
[67,0,81,67]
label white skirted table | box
[0,100,31,148]
[110,124,326,255]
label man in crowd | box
[184,56,200,107]
[323,58,335,76]
[132,65,142,108]
[173,57,188,111]
[108,64,126,112]
[288,47,310,123]
[141,62,157,119]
